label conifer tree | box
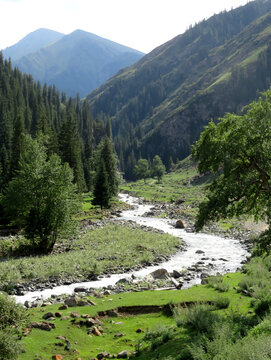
[92,159,110,209]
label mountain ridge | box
[2,28,64,61]
[86,0,271,177]
[4,28,144,97]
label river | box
[15,194,249,304]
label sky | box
[0,0,252,54]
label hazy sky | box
[0,0,252,53]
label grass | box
[0,224,181,288]
[18,272,252,360]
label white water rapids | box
[15,194,249,304]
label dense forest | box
[87,0,271,179]
[0,52,113,193]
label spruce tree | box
[92,159,110,209]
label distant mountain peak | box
[7,28,144,97]
[2,28,64,60]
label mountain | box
[10,29,144,97]
[2,28,64,61]
[86,0,271,178]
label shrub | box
[173,303,220,334]
[205,275,229,292]
[0,328,24,360]
[213,296,230,309]
[0,293,27,360]
[142,325,175,350]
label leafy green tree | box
[192,90,271,250]
[3,135,79,254]
[134,158,150,183]
[151,155,166,182]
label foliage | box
[3,135,79,254]
[134,158,150,182]
[88,1,271,178]
[0,293,27,360]
[192,90,271,251]
[0,224,181,286]
[92,136,119,208]
[141,325,175,350]
[151,155,166,182]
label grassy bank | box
[0,224,181,288]
[18,272,253,360]
[18,253,271,359]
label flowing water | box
[15,194,249,304]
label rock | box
[64,296,78,307]
[107,309,119,317]
[116,277,132,285]
[117,350,129,358]
[103,290,111,295]
[42,312,55,320]
[149,268,169,280]
[61,316,70,320]
[24,300,32,308]
[58,304,68,310]
[92,326,102,336]
[85,318,98,327]
[55,312,62,318]
[175,219,185,229]
[74,286,87,292]
[114,332,125,338]
[29,321,55,331]
[195,250,205,254]
[77,300,89,306]
[97,351,110,359]
[70,311,80,318]
[56,335,66,341]
[172,270,182,279]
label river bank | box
[7,194,249,307]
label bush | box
[213,296,230,309]
[253,295,271,317]
[0,293,27,359]
[0,328,24,360]
[142,325,175,350]
[205,275,229,292]
[173,303,220,334]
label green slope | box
[87,0,271,177]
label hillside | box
[2,28,64,61]
[12,29,144,97]
[87,0,271,178]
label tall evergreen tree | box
[92,159,110,209]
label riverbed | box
[15,194,249,304]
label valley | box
[1,0,271,359]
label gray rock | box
[74,286,87,293]
[64,296,78,307]
[149,268,169,280]
[118,350,129,358]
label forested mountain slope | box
[87,0,271,178]
[0,53,111,193]
[11,29,144,97]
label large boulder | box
[149,268,170,280]
[175,219,185,229]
